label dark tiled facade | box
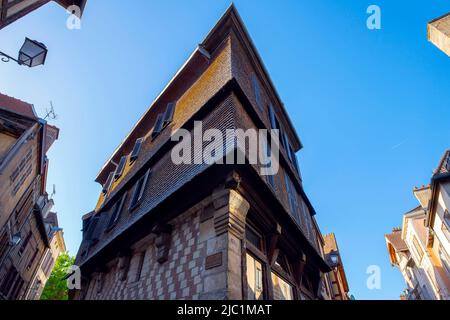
[72,5,333,300]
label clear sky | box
[1,0,449,300]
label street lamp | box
[0,38,48,67]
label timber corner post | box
[199,173,250,299]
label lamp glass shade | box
[18,38,48,67]
[330,254,339,265]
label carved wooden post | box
[199,184,250,299]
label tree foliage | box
[40,252,75,300]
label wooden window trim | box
[151,114,164,140]
[114,156,127,180]
[102,172,114,194]
[270,269,296,300]
[130,138,144,163]
[129,169,151,211]
[105,193,127,232]
[163,102,177,127]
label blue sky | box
[1,0,449,300]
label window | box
[271,272,294,300]
[288,144,300,174]
[282,133,292,162]
[102,172,114,194]
[163,102,176,126]
[252,74,262,110]
[0,231,9,262]
[442,221,450,243]
[151,114,164,139]
[130,169,151,210]
[246,225,263,251]
[114,156,127,180]
[130,138,144,162]
[135,252,146,282]
[106,193,127,231]
[15,191,33,227]
[261,138,275,189]
[268,104,280,130]
[439,245,450,276]
[284,172,302,226]
[0,266,21,299]
[412,236,424,261]
[84,215,100,241]
[246,253,264,300]
[27,249,39,270]
[444,210,450,227]
[18,232,31,255]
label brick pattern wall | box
[78,92,239,264]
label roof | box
[385,230,408,252]
[0,92,37,119]
[428,12,450,25]
[95,3,303,185]
[413,185,432,209]
[433,149,450,179]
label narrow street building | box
[323,233,350,300]
[26,212,66,300]
[0,0,87,29]
[0,93,62,300]
[386,150,450,300]
[72,5,334,300]
[428,13,450,57]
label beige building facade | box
[428,13,450,57]
[386,150,450,300]
[323,233,350,300]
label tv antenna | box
[50,184,56,199]
[44,101,58,120]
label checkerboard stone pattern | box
[81,187,249,300]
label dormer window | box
[114,156,127,180]
[130,138,144,163]
[151,102,177,140]
[163,102,176,127]
[102,172,114,194]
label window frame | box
[129,169,151,211]
[163,102,177,127]
[129,138,144,163]
[251,73,262,110]
[105,192,127,232]
[270,270,295,300]
[114,156,127,180]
